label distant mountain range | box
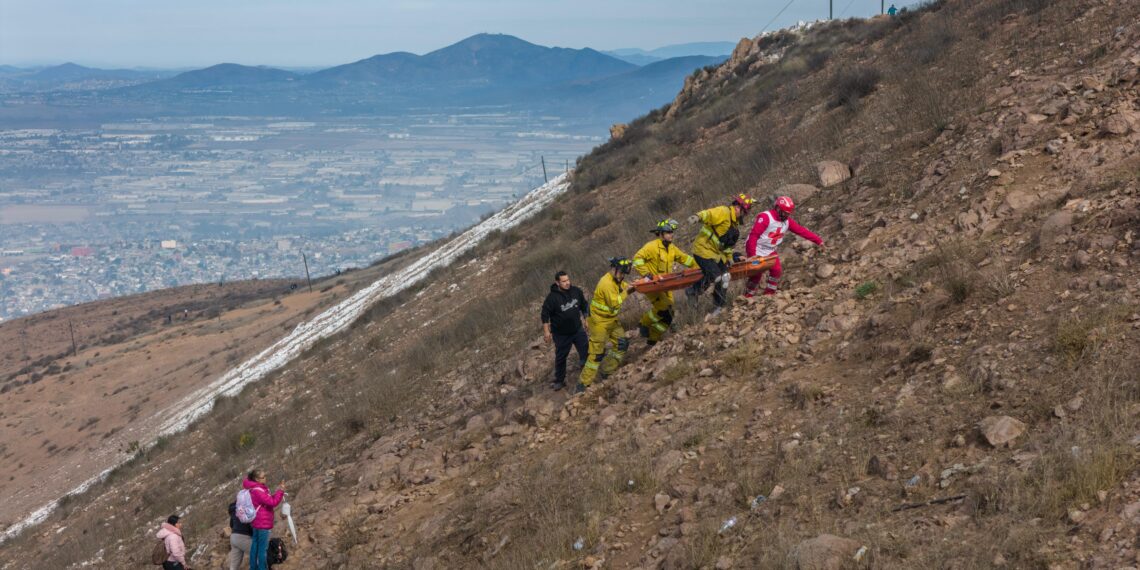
[604,41,737,65]
[0,63,177,91]
[0,34,729,128]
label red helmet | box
[775,196,795,215]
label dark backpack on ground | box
[267,537,288,566]
[150,539,167,565]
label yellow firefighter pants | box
[639,291,675,343]
[579,315,626,387]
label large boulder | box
[815,161,851,188]
[793,534,864,570]
[978,415,1026,448]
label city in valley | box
[0,114,599,320]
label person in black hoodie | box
[226,502,253,570]
[541,270,589,390]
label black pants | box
[689,255,728,307]
[162,562,185,570]
[552,329,588,384]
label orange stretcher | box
[628,255,778,294]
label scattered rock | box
[793,534,864,570]
[1065,250,1091,271]
[1039,211,1074,244]
[1100,114,1132,136]
[978,415,1026,448]
[816,264,836,279]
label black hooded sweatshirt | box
[540,283,589,336]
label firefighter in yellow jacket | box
[633,218,696,345]
[685,194,754,314]
[576,257,633,393]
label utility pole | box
[881,0,884,14]
[830,0,833,19]
[302,253,313,293]
[68,319,77,356]
[541,156,548,183]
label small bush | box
[854,281,879,299]
[829,66,882,110]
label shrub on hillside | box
[828,65,882,110]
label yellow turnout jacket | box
[692,205,738,262]
[588,272,628,322]
[633,238,696,277]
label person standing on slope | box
[156,514,190,570]
[244,469,285,570]
[685,194,755,315]
[633,218,696,345]
[744,195,825,297]
[227,501,253,570]
[541,270,590,391]
[576,257,633,393]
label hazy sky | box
[0,0,888,68]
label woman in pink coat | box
[155,514,189,570]
[243,469,285,570]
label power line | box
[761,0,798,33]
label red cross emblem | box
[767,227,784,245]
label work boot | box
[550,381,566,391]
[638,325,649,338]
[743,289,756,299]
[647,340,657,347]
[705,307,722,321]
[574,382,588,394]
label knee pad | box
[616,338,629,351]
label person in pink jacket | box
[156,514,189,570]
[744,196,825,297]
[244,469,285,570]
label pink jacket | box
[155,522,186,565]
[243,478,284,530]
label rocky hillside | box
[3,0,1140,568]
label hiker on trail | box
[156,514,189,570]
[228,501,253,570]
[887,4,898,16]
[685,194,755,315]
[633,218,696,345]
[744,196,825,297]
[540,270,589,391]
[576,257,633,393]
[244,469,286,570]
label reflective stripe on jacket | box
[633,238,696,277]
[588,272,627,320]
[692,205,738,262]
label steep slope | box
[2,0,1139,568]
